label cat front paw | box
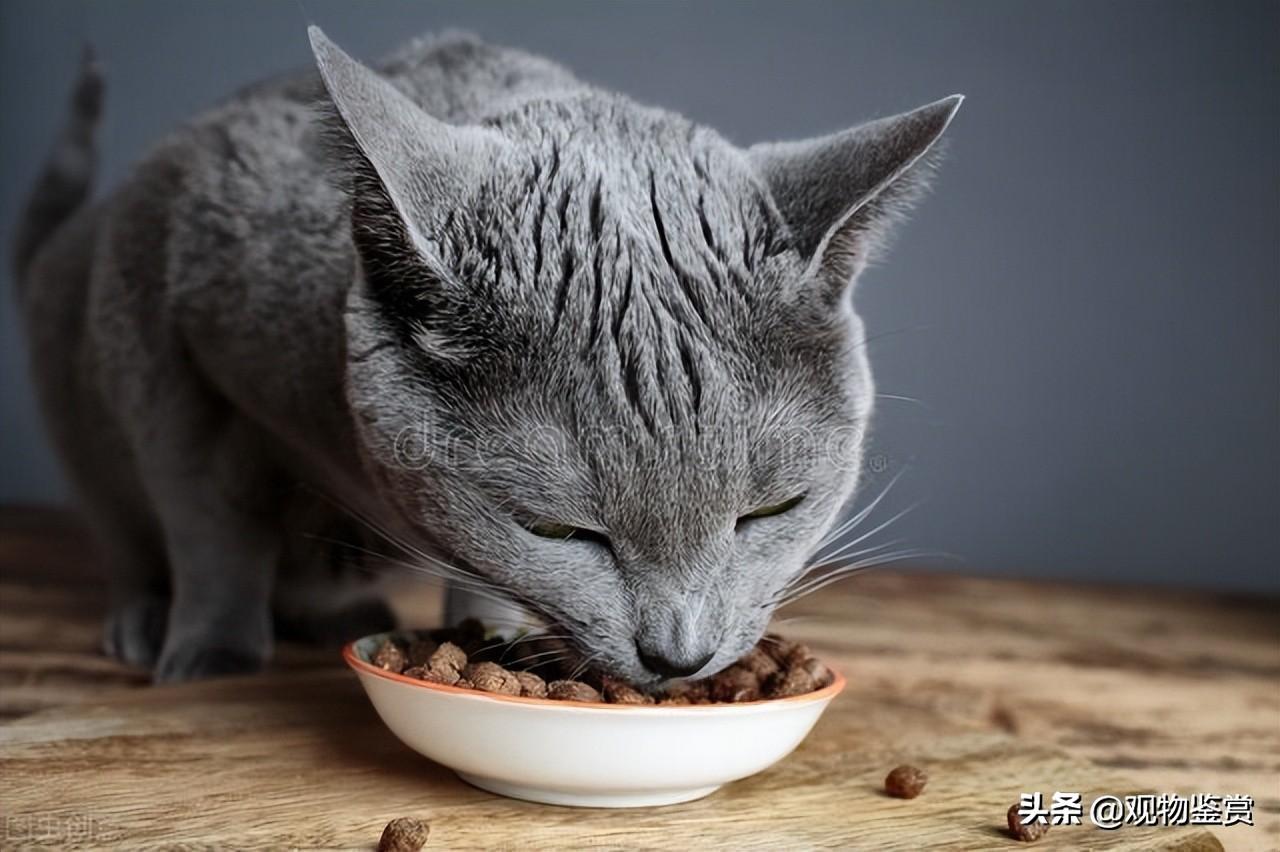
[153,642,266,683]
[103,596,169,668]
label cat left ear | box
[749,95,962,301]
[308,26,506,251]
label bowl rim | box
[343,636,846,712]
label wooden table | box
[1,507,1276,850]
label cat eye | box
[736,493,807,527]
[524,520,613,550]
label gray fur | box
[16,27,960,683]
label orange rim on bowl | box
[342,640,846,710]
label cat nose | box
[635,642,715,679]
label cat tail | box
[12,44,104,281]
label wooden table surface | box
[1,507,1276,850]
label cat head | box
[310,28,960,684]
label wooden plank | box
[0,670,1224,850]
[776,573,1280,852]
[1,507,1275,849]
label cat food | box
[428,641,467,676]
[736,646,782,680]
[464,661,522,696]
[372,639,408,674]
[547,679,603,702]
[1006,803,1050,842]
[373,623,834,705]
[709,664,761,703]
[661,678,711,705]
[601,676,654,705]
[514,670,548,698]
[377,816,430,852]
[884,764,928,798]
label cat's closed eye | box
[736,493,807,529]
[525,520,613,551]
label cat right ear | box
[749,95,962,307]
[307,26,506,255]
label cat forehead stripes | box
[395,104,795,431]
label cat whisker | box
[781,538,909,599]
[773,543,904,607]
[849,324,934,355]
[768,615,824,627]
[314,489,490,586]
[875,392,929,409]
[501,645,572,663]
[780,549,913,604]
[360,516,489,586]
[311,532,514,606]
[811,467,906,555]
[811,501,919,567]
[489,626,573,643]
[566,651,600,682]
[307,533,429,579]
[306,493,556,623]
[776,547,938,608]
[773,544,962,612]
[499,648,574,669]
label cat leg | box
[86,495,169,668]
[151,489,280,682]
[37,390,170,668]
[104,595,169,667]
[145,418,285,683]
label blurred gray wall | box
[2,1,1277,590]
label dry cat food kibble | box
[601,676,654,705]
[371,640,408,673]
[1006,803,1050,842]
[514,670,548,698]
[367,621,834,705]
[884,764,928,799]
[464,662,522,696]
[377,816,430,852]
[547,679,603,702]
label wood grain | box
[2,507,1275,850]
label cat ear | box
[749,95,962,300]
[308,26,505,250]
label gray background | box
[2,1,1277,590]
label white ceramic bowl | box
[345,633,845,808]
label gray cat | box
[13,28,960,683]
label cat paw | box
[103,596,169,668]
[153,642,266,683]
[274,597,397,646]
